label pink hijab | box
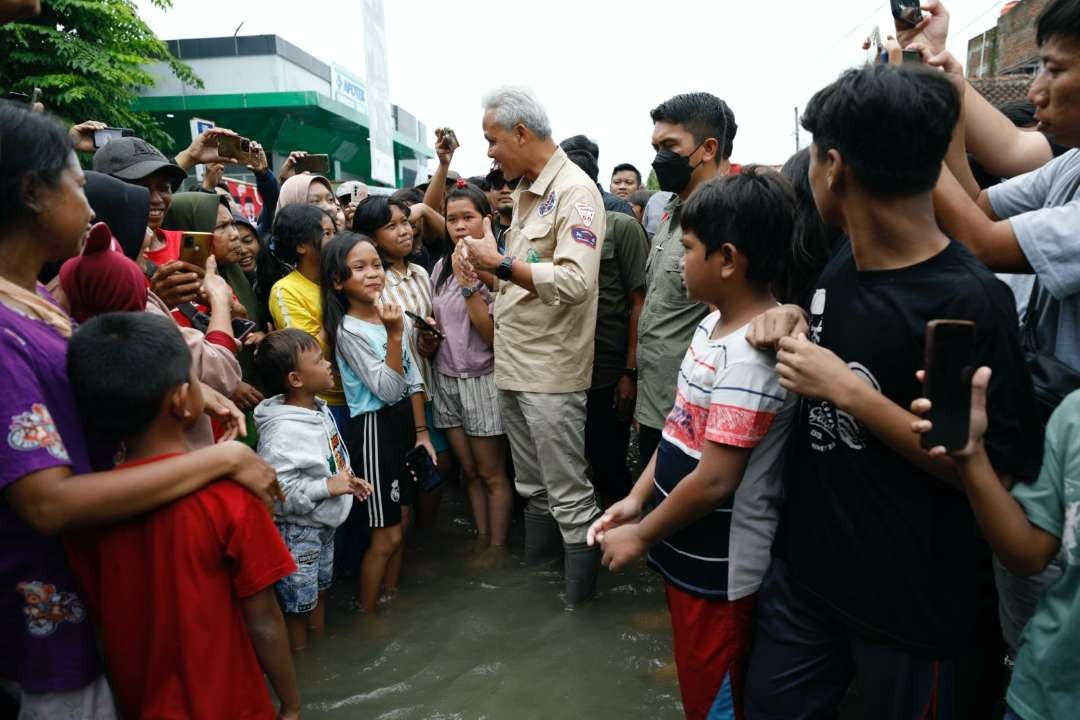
[278,173,333,211]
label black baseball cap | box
[92,137,188,190]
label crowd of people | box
[2,0,1080,718]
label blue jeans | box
[274,523,336,614]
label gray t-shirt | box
[988,149,1080,369]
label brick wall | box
[998,0,1047,72]
[970,76,1035,107]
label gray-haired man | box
[462,87,606,603]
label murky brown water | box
[292,488,682,719]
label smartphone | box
[294,154,330,174]
[921,320,976,451]
[216,135,255,164]
[403,445,443,492]
[179,232,214,268]
[902,49,923,65]
[441,127,459,152]
[93,127,134,149]
[28,87,41,107]
[404,310,445,340]
[231,317,257,342]
[891,0,923,28]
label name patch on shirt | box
[571,226,597,248]
[573,202,596,228]
[538,191,557,217]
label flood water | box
[293,488,683,719]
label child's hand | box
[326,469,355,497]
[350,476,374,501]
[910,366,991,459]
[587,496,643,546]
[600,523,648,572]
[377,300,404,336]
[776,333,859,406]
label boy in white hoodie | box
[254,329,372,652]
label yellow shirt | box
[269,270,346,406]
[494,147,606,393]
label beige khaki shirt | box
[494,147,606,393]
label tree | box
[0,0,199,149]
[646,167,660,191]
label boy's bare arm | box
[952,449,1060,576]
[242,587,301,718]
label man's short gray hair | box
[481,86,552,140]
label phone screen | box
[922,320,976,451]
[179,232,214,268]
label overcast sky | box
[136,0,1008,182]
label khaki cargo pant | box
[498,389,600,544]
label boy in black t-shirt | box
[742,64,1040,719]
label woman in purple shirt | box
[430,182,512,548]
[0,104,281,716]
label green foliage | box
[645,167,660,191]
[0,0,200,150]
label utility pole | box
[794,105,800,153]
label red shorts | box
[665,582,756,720]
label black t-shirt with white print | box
[775,239,1040,657]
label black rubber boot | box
[563,541,601,605]
[523,509,562,565]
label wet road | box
[292,489,682,719]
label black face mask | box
[651,142,707,194]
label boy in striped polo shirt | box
[588,167,797,720]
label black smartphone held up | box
[231,317,257,342]
[921,320,976,451]
[404,310,445,340]
[902,49,923,65]
[93,127,134,149]
[891,0,923,28]
[294,154,330,174]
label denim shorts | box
[275,523,336,614]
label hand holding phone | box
[93,127,135,149]
[216,135,256,165]
[405,310,445,340]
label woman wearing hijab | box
[278,173,344,229]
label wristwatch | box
[461,284,478,299]
[621,368,638,380]
[495,255,515,281]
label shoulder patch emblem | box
[8,403,69,461]
[573,202,596,228]
[526,248,541,263]
[571,226,597,248]
[538,191,557,217]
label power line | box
[763,3,886,103]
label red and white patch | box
[573,202,596,228]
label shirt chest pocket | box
[520,220,555,263]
